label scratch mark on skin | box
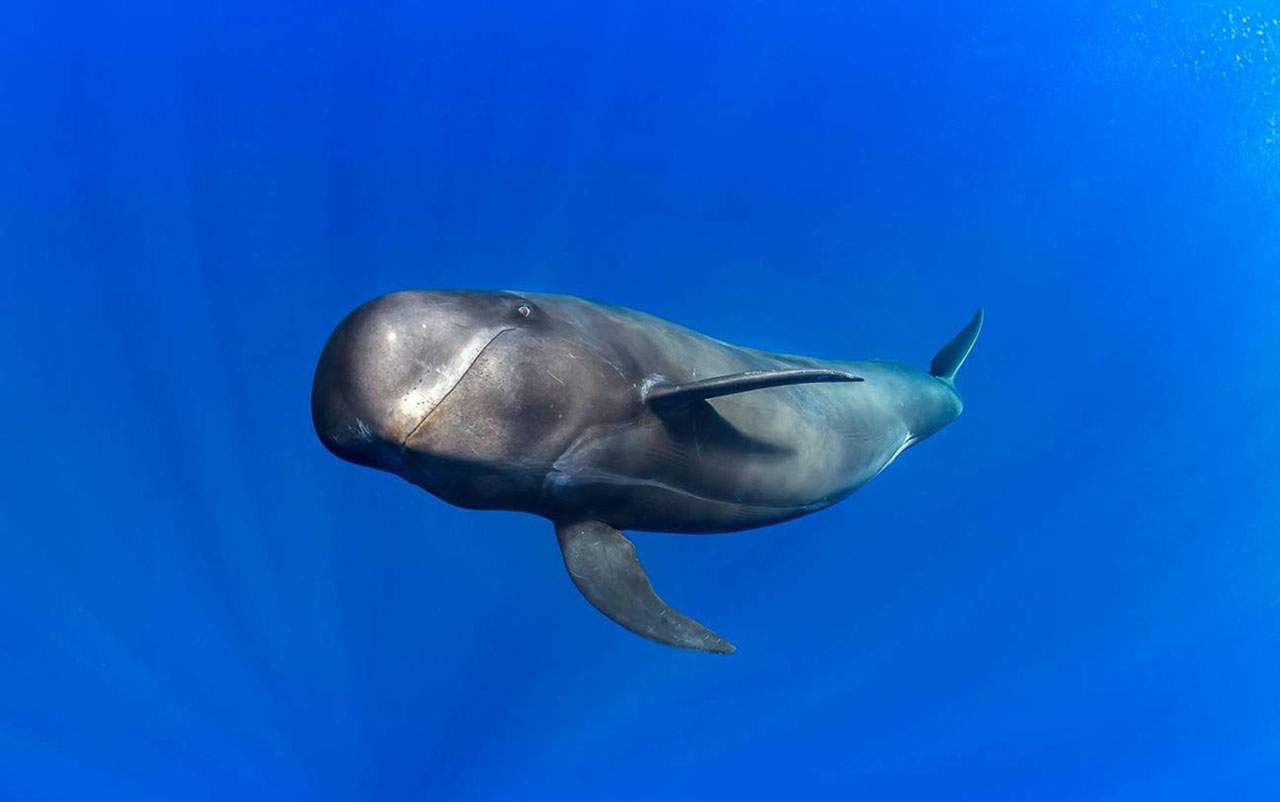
[354,417,374,442]
[555,334,627,379]
[401,328,513,449]
[638,374,667,401]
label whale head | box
[311,290,539,471]
[312,290,606,510]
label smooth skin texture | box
[312,290,981,652]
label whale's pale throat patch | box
[398,326,512,447]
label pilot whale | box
[312,290,982,653]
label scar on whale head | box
[312,290,982,654]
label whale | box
[312,290,982,654]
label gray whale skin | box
[312,290,982,654]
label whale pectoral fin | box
[554,519,736,654]
[644,368,862,409]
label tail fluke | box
[930,309,984,384]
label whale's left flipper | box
[644,368,862,409]
[555,519,736,654]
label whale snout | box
[312,293,436,468]
[312,291,519,470]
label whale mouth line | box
[399,327,512,450]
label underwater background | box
[2,0,1279,799]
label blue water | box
[3,1,1279,799]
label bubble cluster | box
[1112,3,1280,186]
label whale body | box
[312,290,982,653]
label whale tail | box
[930,309,984,385]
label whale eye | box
[516,303,532,318]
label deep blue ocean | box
[3,1,1279,799]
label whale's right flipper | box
[554,519,736,654]
[644,368,862,410]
